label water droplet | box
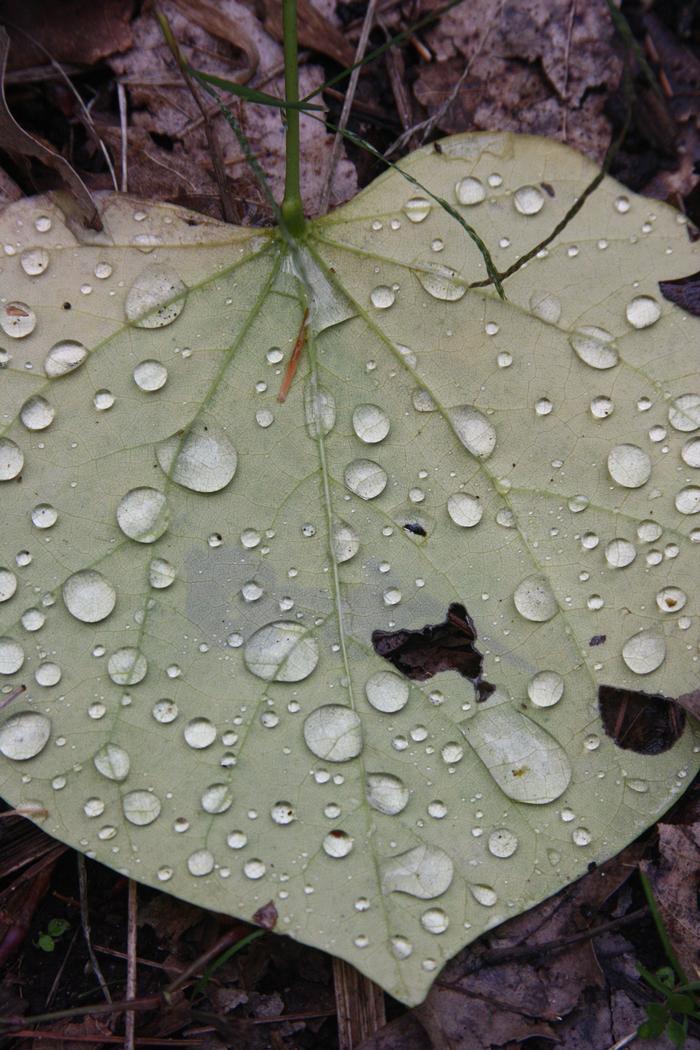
[94,261,113,279]
[0,439,23,481]
[370,285,395,309]
[227,831,247,849]
[607,444,651,488]
[604,539,636,568]
[352,404,390,444]
[590,395,614,419]
[391,936,413,959]
[108,647,147,685]
[416,264,466,301]
[380,844,454,899]
[84,797,105,817]
[93,743,130,781]
[31,503,57,529]
[133,359,168,392]
[461,700,571,803]
[514,575,557,622]
[304,383,336,437]
[365,670,409,713]
[447,492,482,527]
[303,705,362,763]
[156,422,237,493]
[455,177,485,205]
[188,849,215,876]
[0,712,50,759]
[201,784,233,814]
[626,296,661,329]
[622,628,666,674]
[449,405,496,459]
[656,587,687,613]
[441,742,463,764]
[614,196,630,213]
[94,389,115,411]
[244,621,319,682]
[149,558,176,589]
[513,185,545,215]
[123,790,161,826]
[0,569,16,603]
[570,327,618,370]
[535,397,553,417]
[383,587,402,606]
[44,339,88,377]
[184,717,217,749]
[62,570,116,623]
[20,247,49,275]
[412,389,435,412]
[366,773,409,815]
[344,459,388,500]
[241,580,263,602]
[117,488,169,543]
[1,302,36,338]
[35,662,61,687]
[125,264,187,328]
[20,395,54,431]
[488,829,519,858]
[527,670,564,708]
[152,699,178,723]
[403,196,431,222]
[323,830,354,858]
[572,828,592,846]
[0,637,24,674]
[243,858,266,879]
[270,800,295,824]
[676,486,700,514]
[626,778,649,793]
[331,520,359,563]
[421,908,449,934]
[21,608,44,632]
[529,291,561,324]
[681,438,700,468]
[668,394,700,434]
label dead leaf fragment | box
[263,0,354,67]
[642,823,700,979]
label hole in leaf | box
[659,270,700,317]
[598,684,686,755]
[371,603,494,701]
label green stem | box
[281,0,305,238]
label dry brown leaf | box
[171,0,259,83]
[34,1018,114,1050]
[263,0,354,67]
[2,0,133,68]
[642,822,700,979]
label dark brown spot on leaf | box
[403,522,427,537]
[659,269,700,317]
[599,683,686,755]
[252,900,278,930]
[589,634,606,647]
[372,602,494,701]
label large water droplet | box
[133,360,168,392]
[202,784,233,814]
[669,394,700,432]
[156,423,237,492]
[365,670,409,713]
[303,705,363,762]
[514,575,557,622]
[0,637,24,674]
[149,558,176,588]
[681,438,700,468]
[304,383,336,437]
[188,849,215,876]
[184,717,217,749]
[449,405,496,459]
[461,699,571,803]
[63,570,116,623]
[416,265,466,302]
[421,908,449,934]
[344,459,388,500]
[1,302,36,338]
[117,488,169,543]
[366,773,409,815]
[94,743,130,781]
[44,339,88,377]
[20,395,54,431]
[0,439,24,481]
[513,185,545,215]
[244,621,319,682]
[656,587,687,613]
[125,264,187,328]
[0,569,17,602]
[622,628,666,674]
[488,828,519,858]
[108,647,147,685]
[447,492,482,527]
[455,177,485,205]
[607,444,651,488]
[123,790,161,825]
[0,712,50,759]
[323,830,354,858]
[331,521,359,563]
[676,486,700,514]
[380,845,454,899]
[352,404,390,444]
[527,670,564,708]
[20,247,49,276]
[569,327,618,370]
[470,884,497,907]
[370,285,395,309]
[604,538,636,568]
[626,295,661,329]
[403,196,432,222]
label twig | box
[46,928,80,1008]
[117,81,128,193]
[333,958,386,1050]
[77,855,112,1004]
[0,683,26,711]
[320,0,379,214]
[125,880,138,1050]
[7,1033,202,1046]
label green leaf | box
[0,133,699,1007]
[638,1017,668,1040]
[667,1016,688,1048]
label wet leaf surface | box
[0,132,699,1006]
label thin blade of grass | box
[639,869,688,985]
[190,68,323,111]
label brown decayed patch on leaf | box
[659,269,700,317]
[372,603,494,700]
[598,683,686,755]
[252,900,278,930]
[642,823,700,980]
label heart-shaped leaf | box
[0,132,698,1005]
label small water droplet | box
[323,831,354,858]
[1,302,36,339]
[125,264,187,328]
[421,908,449,934]
[133,359,168,392]
[62,570,116,623]
[681,438,700,468]
[656,586,687,613]
[344,459,388,500]
[123,790,161,825]
[626,295,661,329]
[152,699,178,723]
[156,422,237,492]
[94,261,113,279]
[0,439,24,481]
[527,670,564,707]
[0,637,24,674]
[669,394,700,433]
[107,647,147,685]
[20,247,49,275]
[352,404,390,444]
[590,395,614,419]
[447,492,482,527]
[35,661,61,686]
[201,784,233,814]
[366,773,409,815]
[188,849,215,876]
[604,538,636,568]
[513,185,544,215]
[31,503,57,529]
[380,844,453,899]
[416,265,466,301]
[365,671,409,713]
[93,743,130,781]
[449,405,497,459]
[270,801,295,824]
[514,575,557,622]
[244,621,319,682]
[184,717,217,749]
[676,486,700,514]
[149,558,176,589]
[331,520,360,563]
[20,395,54,431]
[622,628,666,674]
[529,291,561,324]
[570,327,618,370]
[370,285,395,309]
[94,389,114,411]
[488,828,518,858]
[403,197,431,222]
[455,177,485,205]
[614,196,630,213]
[470,884,498,906]
[0,569,16,603]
